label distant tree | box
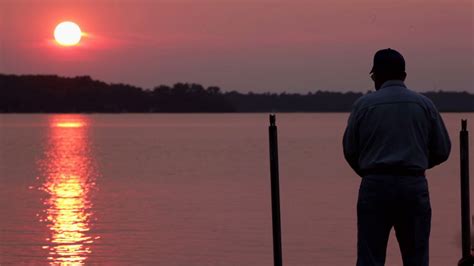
[0,74,472,113]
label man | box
[343,48,451,266]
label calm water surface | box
[1,113,473,265]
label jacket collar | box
[380,80,406,90]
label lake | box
[1,113,473,265]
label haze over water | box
[1,113,473,265]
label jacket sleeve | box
[343,105,362,176]
[427,106,451,168]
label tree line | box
[1,74,473,113]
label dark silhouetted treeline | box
[1,74,473,113]
[0,74,234,112]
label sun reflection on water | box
[39,115,98,265]
[55,122,86,128]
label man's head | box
[370,48,407,90]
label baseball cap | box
[370,48,405,74]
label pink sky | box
[1,0,472,92]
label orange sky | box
[0,0,472,92]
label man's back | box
[343,80,451,176]
[346,48,452,266]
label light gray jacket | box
[343,80,451,176]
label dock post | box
[269,114,283,266]
[458,119,473,266]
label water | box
[1,113,473,265]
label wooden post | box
[269,114,283,266]
[458,119,473,266]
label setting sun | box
[54,21,82,46]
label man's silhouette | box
[343,48,451,266]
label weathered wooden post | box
[458,119,473,266]
[269,114,283,266]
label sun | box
[54,21,82,46]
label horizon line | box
[1,73,473,95]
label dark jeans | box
[357,175,431,266]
